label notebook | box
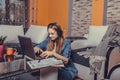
[27,57,63,69]
[18,36,63,69]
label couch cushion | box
[25,25,48,44]
[0,25,24,43]
[110,67,120,80]
[86,25,108,47]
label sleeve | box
[61,39,71,59]
[36,38,49,50]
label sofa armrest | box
[108,64,120,79]
[66,36,87,40]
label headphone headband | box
[48,22,63,37]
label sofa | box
[0,25,24,43]
[71,25,108,80]
[0,25,48,44]
[0,25,48,56]
[1,24,119,80]
[24,25,48,44]
[105,47,120,80]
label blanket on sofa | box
[79,26,120,74]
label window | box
[0,0,28,27]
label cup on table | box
[5,48,17,62]
[6,48,17,56]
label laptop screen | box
[18,36,36,60]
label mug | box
[6,48,17,56]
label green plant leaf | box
[0,36,7,45]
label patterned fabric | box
[92,26,120,74]
[77,26,120,74]
[77,49,106,74]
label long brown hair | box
[46,22,64,54]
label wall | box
[71,0,92,37]
[36,0,49,25]
[71,0,105,37]
[48,0,68,37]
[29,0,68,37]
[28,0,49,26]
[107,0,120,26]
[29,0,105,37]
[91,0,104,25]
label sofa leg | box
[94,73,97,80]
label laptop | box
[18,35,38,60]
[18,36,63,69]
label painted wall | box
[29,0,49,26]
[31,0,68,37]
[91,0,104,25]
[48,0,68,34]
[34,0,104,26]
[36,0,49,25]
[29,0,104,37]
[35,0,68,29]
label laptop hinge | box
[25,55,34,61]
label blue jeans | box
[58,68,77,80]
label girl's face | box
[48,28,58,41]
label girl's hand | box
[40,51,54,58]
[34,47,43,53]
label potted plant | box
[0,36,7,45]
[0,36,7,59]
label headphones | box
[56,25,63,37]
[48,22,63,37]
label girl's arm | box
[40,39,70,64]
[53,52,69,64]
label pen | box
[38,59,40,63]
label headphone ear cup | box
[57,29,62,36]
